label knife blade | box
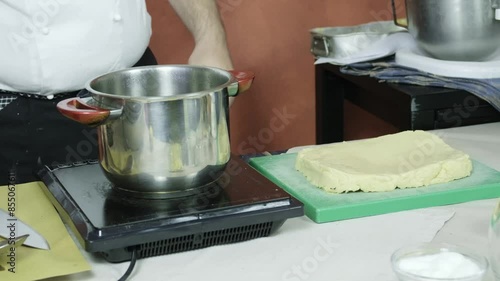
[0,209,50,250]
[0,234,29,255]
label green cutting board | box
[248,153,500,223]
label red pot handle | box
[228,70,255,95]
[57,97,110,125]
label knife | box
[0,234,29,255]
[0,209,50,250]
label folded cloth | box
[340,59,500,112]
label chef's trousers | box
[0,48,157,185]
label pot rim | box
[84,64,236,102]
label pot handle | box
[391,0,408,28]
[57,97,111,126]
[227,70,255,97]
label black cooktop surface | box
[38,155,303,261]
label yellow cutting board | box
[248,153,500,223]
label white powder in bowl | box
[397,251,483,279]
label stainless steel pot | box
[391,0,500,61]
[57,65,254,199]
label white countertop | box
[425,123,500,281]
[47,122,500,281]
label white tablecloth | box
[47,122,500,281]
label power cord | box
[118,247,138,281]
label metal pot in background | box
[57,65,254,199]
[391,0,500,61]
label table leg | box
[315,64,345,144]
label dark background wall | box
[146,0,404,153]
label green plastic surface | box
[248,153,500,223]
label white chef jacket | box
[0,0,152,96]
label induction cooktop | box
[38,155,304,263]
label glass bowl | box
[391,243,488,281]
[488,199,500,279]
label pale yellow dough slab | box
[295,131,472,193]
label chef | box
[0,0,234,185]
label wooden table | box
[315,63,500,144]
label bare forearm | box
[168,0,233,70]
[169,0,234,106]
[169,0,227,45]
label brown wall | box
[146,0,403,153]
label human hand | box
[169,0,236,106]
[189,39,236,106]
